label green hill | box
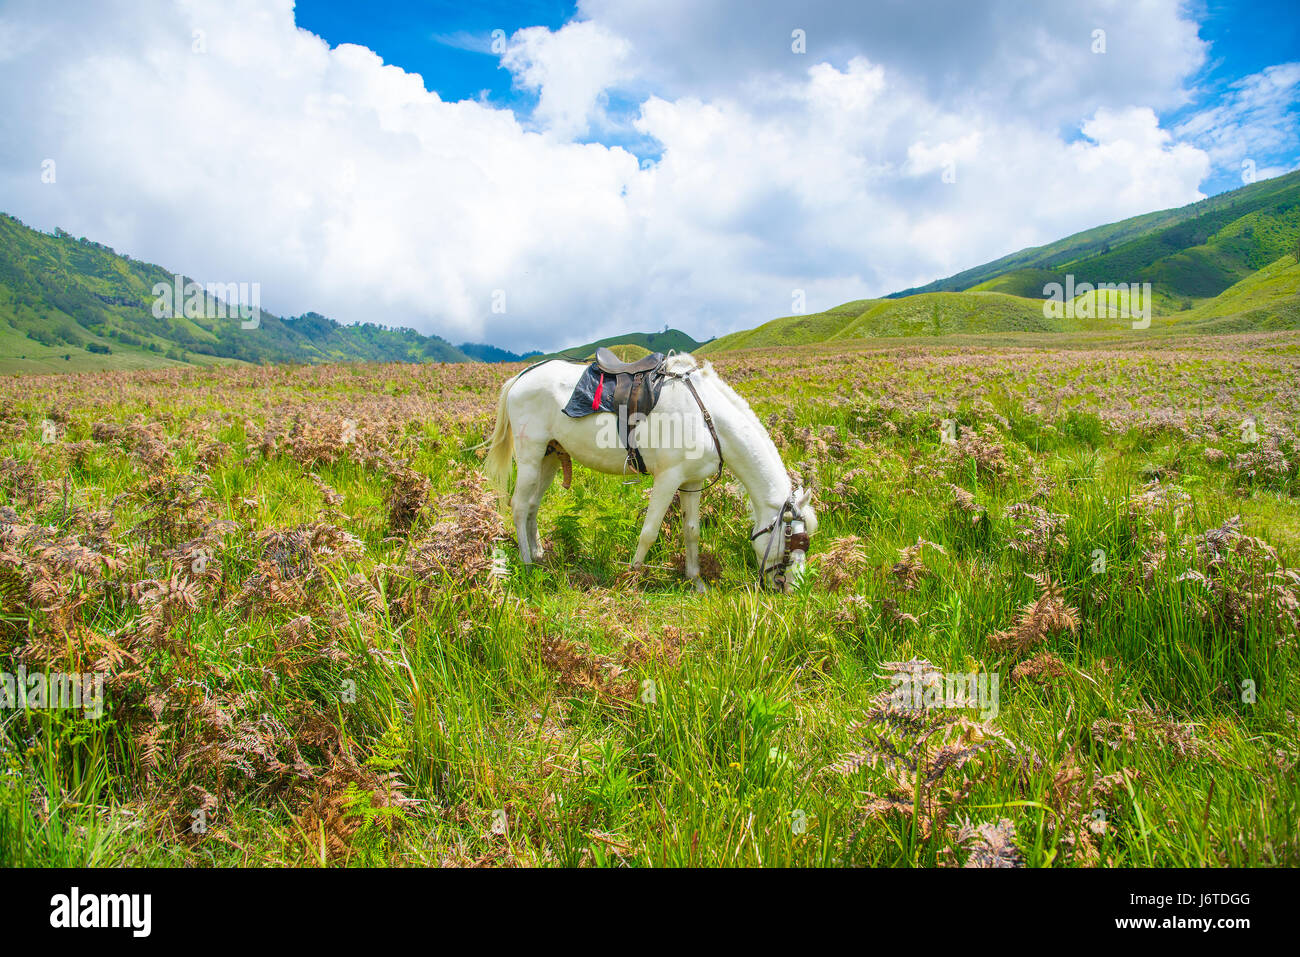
[0,213,714,373]
[892,169,1300,309]
[0,213,473,373]
[699,290,1124,353]
[538,328,705,361]
[1160,253,1300,334]
[701,252,1300,355]
[10,165,1298,372]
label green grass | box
[1,334,1297,867]
[1179,254,1300,321]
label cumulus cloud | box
[576,0,1206,124]
[628,67,1208,300]
[0,0,1280,351]
[502,20,631,139]
[0,0,648,349]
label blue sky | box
[1,0,1297,350]
[296,0,578,103]
[1191,0,1300,89]
[1168,0,1300,193]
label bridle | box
[750,492,810,590]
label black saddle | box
[595,346,662,375]
[560,349,666,473]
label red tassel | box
[592,372,605,410]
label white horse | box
[483,353,817,591]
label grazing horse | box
[483,352,817,591]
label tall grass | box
[1,335,1297,866]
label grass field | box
[1,331,1298,867]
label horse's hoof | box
[692,578,707,594]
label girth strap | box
[618,370,650,474]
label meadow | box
[1,330,1297,867]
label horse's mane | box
[668,353,801,522]
[667,352,769,440]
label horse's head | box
[752,486,818,592]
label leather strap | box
[678,374,724,492]
[624,371,648,474]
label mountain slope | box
[0,213,472,372]
[1165,253,1300,333]
[538,328,705,360]
[891,169,1300,305]
[698,290,1115,353]
[700,252,1300,354]
[455,342,543,363]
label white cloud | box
[576,0,1206,124]
[501,21,631,139]
[1175,63,1300,172]
[627,70,1208,300]
[0,0,1261,352]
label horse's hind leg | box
[529,452,561,559]
[511,440,547,564]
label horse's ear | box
[795,487,813,511]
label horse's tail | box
[483,373,517,507]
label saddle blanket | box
[561,362,665,418]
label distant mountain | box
[701,171,1300,354]
[888,169,1300,311]
[538,328,706,361]
[0,213,714,374]
[0,213,473,373]
[21,165,1292,374]
[456,342,542,363]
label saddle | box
[595,346,661,375]
[559,348,666,474]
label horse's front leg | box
[631,472,682,567]
[679,487,704,592]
